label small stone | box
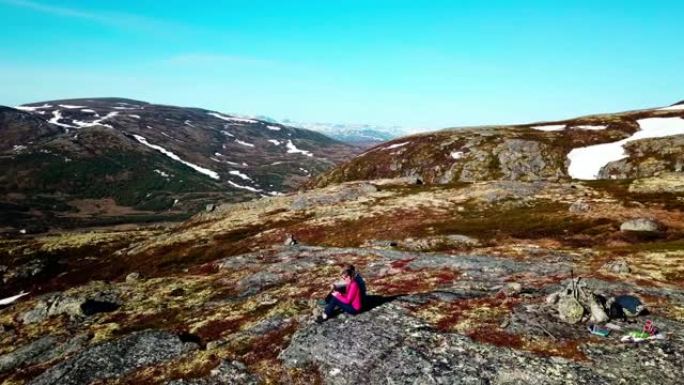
[568,200,590,213]
[205,203,215,213]
[502,282,523,296]
[125,272,141,283]
[602,260,630,275]
[283,234,298,246]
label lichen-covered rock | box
[0,334,89,374]
[166,360,260,385]
[557,296,584,324]
[28,330,198,385]
[628,172,684,194]
[494,139,567,181]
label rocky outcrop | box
[281,300,673,385]
[494,139,567,181]
[0,334,89,374]
[28,330,198,385]
[599,135,684,179]
[291,182,378,210]
[21,288,121,324]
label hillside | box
[0,101,683,384]
[1,174,683,384]
[0,98,359,231]
[313,102,684,188]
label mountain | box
[313,102,684,188]
[1,101,684,385]
[277,120,409,147]
[0,98,359,231]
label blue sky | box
[0,0,683,131]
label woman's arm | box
[334,281,358,304]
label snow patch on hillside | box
[72,111,118,129]
[154,169,170,178]
[658,104,684,111]
[59,104,86,109]
[48,110,77,129]
[235,139,255,147]
[384,141,410,150]
[567,117,684,180]
[572,125,607,131]
[228,180,261,193]
[267,125,281,131]
[133,134,220,180]
[286,140,313,157]
[531,124,565,132]
[268,139,281,146]
[15,104,52,112]
[229,170,252,181]
[208,112,257,124]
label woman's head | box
[341,267,355,282]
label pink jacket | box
[334,280,362,311]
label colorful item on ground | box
[620,330,665,343]
[588,324,611,337]
[643,320,658,336]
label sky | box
[0,0,683,132]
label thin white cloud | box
[0,0,183,32]
[164,53,274,67]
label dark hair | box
[341,267,355,279]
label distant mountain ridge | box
[276,119,409,147]
[0,97,359,231]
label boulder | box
[22,289,122,324]
[557,296,584,324]
[620,218,664,232]
[28,330,198,385]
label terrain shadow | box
[362,294,400,312]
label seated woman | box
[317,268,362,323]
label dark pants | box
[324,296,358,317]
